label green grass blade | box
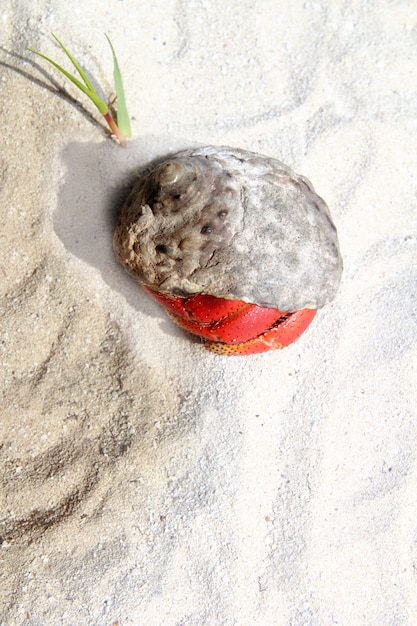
[51,33,95,93]
[105,34,131,137]
[26,46,109,115]
[26,34,128,146]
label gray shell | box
[113,146,343,311]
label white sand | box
[1,1,417,624]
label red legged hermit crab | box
[113,146,342,355]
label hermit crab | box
[113,146,342,355]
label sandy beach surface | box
[1,1,417,624]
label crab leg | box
[141,285,316,355]
[205,308,317,355]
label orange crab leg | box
[182,293,247,323]
[168,302,285,344]
[142,286,285,343]
[141,286,245,322]
[204,308,317,355]
[141,285,316,354]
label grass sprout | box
[27,33,131,146]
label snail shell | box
[113,146,342,312]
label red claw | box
[142,285,316,355]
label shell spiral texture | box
[114,146,342,314]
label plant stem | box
[103,111,126,147]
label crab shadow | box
[54,137,197,337]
